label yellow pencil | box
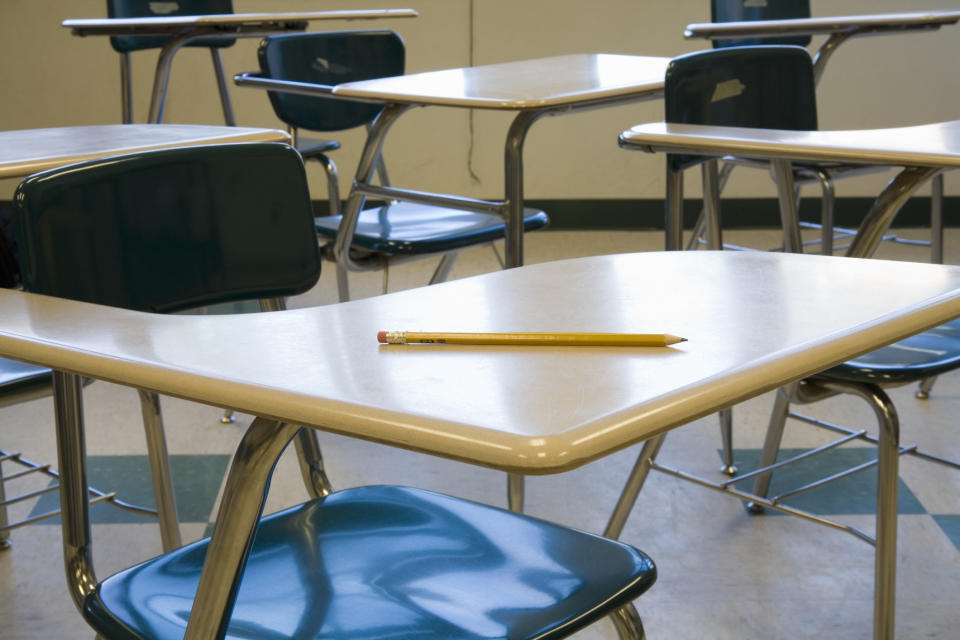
[377,331,686,347]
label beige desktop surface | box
[333,54,670,110]
[0,124,289,179]
[1,251,959,474]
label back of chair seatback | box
[258,31,405,132]
[107,0,236,53]
[664,45,817,170]
[14,143,321,313]
[711,0,812,48]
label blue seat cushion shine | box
[0,357,50,389]
[84,485,656,640]
[817,318,960,384]
[314,203,549,256]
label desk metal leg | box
[184,417,300,640]
[119,52,133,124]
[148,35,193,123]
[210,49,236,127]
[336,103,412,301]
[504,110,547,268]
[665,164,683,250]
[847,166,942,259]
[772,159,803,253]
[507,473,524,513]
[604,434,666,540]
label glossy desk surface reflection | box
[0,124,288,179]
[619,120,960,169]
[1,252,960,473]
[332,54,670,110]
[684,9,960,39]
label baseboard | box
[4,197,956,233]
[310,196,959,231]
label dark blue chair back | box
[258,30,405,132]
[107,0,236,53]
[664,45,817,169]
[711,0,812,47]
[14,143,320,313]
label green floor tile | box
[933,515,960,552]
[30,454,230,524]
[721,447,926,515]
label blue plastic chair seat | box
[314,203,549,256]
[817,318,960,384]
[84,485,656,640]
[0,357,50,390]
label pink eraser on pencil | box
[377,331,388,343]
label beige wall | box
[2,0,959,201]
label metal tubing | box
[503,110,547,268]
[0,455,8,549]
[665,164,684,251]
[604,435,667,540]
[718,408,737,476]
[609,602,647,640]
[772,159,804,253]
[931,173,944,264]
[815,169,836,255]
[293,428,333,499]
[750,384,795,503]
[120,52,133,124]
[916,376,937,400]
[210,48,236,126]
[429,253,459,285]
[335,103,414,280]
[52,371,98,613]
[701,159,723,249]
[148,34,194,123]
[507,473,524,513]
[354,183,503,216]
[184,417,301,640]
[137,390,182,552]
[812,33,851,84]
[314,153,342,218]
[846,166,942,259]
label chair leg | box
[429,253,458,284]
[609,602,647,640]
[136,390,182,552]
[293,428,332,499]
[916,376,937,400]
[209,49,236,127]
[0,455,9,550]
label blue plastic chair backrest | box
[258,30,405,132]
[664,45,817,170]
[14,143,321,314]
[107,0,236,53]
[711,0,812,48]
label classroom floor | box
[1,228,959,639]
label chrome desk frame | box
[616,120,960,640]
[238,55,669,283]
[683,10,960,260]
[63,10,418,124]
